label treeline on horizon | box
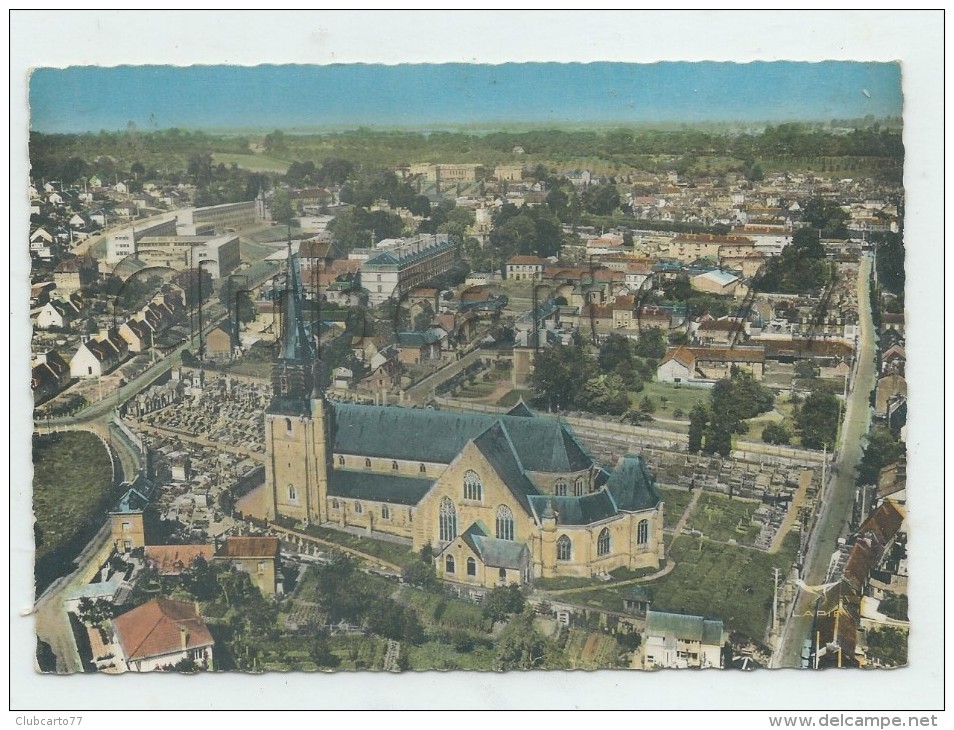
[29,121,903,185]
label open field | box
[637,381,710,417]
[33,432,114,563]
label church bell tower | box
[264,242,329,526]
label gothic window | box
[419,463,427,474]
[574,477,585,497]
[392,460,399,471]
[637,519,650,546]
[557,535,572,561]
[365,457,371,468]
[554,479,568,497]
[439,497,457,542]
[288,484,297,501]
[463,470,482,501]
[597,528,611,556]
[354,502,363,514]
[495,505,515,541]
[466,557,477,576]
[338,455,344,465]
[284,417,293,433]
[381,505,390,520]
[445,555,455,574]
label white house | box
[111,598,214,672]
[643,610,724,669]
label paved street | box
[773,252,878,668]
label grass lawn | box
[396,585,492,632]
[297,523,419,569]
[455,381,498,399]
[406,640,496,670]
[496,389,534,408]
[686,492,762,546]
[638,381,710,418]
[563,533,799,642]
[211,152,290,173]
[659,487,696,530]
[33,432,114,563]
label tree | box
[856,427,905,485]
[688,403,709,453]
[704,418,735,457]
[77,597,115,628]
[639,395,656,414]
[270,188,296,225]
[483,585,526,624]
[710,370,775,430]
[634,326,667,359]
[796,390,840,450]
[581,183,621,215]
[528,338,589,411]
[494,611,550,670]
[761,422,792,445]
[580,375,631,416]
[264,129,287,154]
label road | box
[772,253,878,667]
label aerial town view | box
[27,61,909,677]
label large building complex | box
[360,233,458,306]
[105,217,178,263]
[134,234,240,279]
[263,251,665,588]
[176,199,261,234]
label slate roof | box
[646,610,724,646]
[461,522,529,569]
[328,469,435,506]
[113,598,214,663]
[527,491,617,526]
[330,404,592,474]
[111,474,156,514]
[605,455,662,512]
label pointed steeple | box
[271,240,316,401]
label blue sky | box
[30,62,902,133]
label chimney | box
[179,625,189,650]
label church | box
[264,251,665,588]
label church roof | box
[330,404,592,475]
[328,469,435,506]
[461,522,529,570]
[605,454,662,512]
[527,492,617,526]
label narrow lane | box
[774,252,878,667]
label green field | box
[33,432,114,563]
[211,152,290,173]
[496,389,534,408]
[659,487,696,530]
[638,381,710,418]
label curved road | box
[772,253,877,668]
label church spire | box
[271,239,316,401]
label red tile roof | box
[215,536,280,559]
[113,598,214,662]
[144,545,215,576]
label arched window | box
[554,479,568,497]
[495,505,515,541]
[381,505,390,520]
[574,477,585,497]
[288,484,297,501]
[557,535,572,561]
[354,501,363,514]
[337,455,345,466]
[466,557,477,576]
[439,497,457,542]
[391,460,399,471]
[463,470,482,501]
[331,499,339,509]
[445,555,455,574]
[284,418,293,433]
[419,463,427,474]
[364,457,371,468]
[597,528,611,556]
[637,519,649,546]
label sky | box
[29,62,903,134]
